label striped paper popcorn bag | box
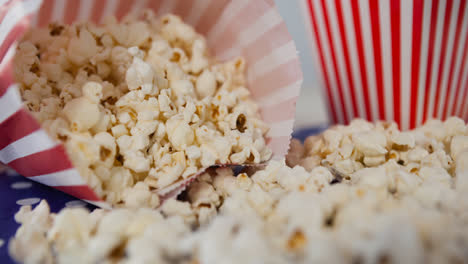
[0,0,302,207]
[301,0,468,130]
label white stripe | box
[28,168,86,186]
[341,0,366,119]
[248,41,297,83]
[100,0,119,23]
[454,55,468,116]
[0,41,16,71]
[0,129,58,164]
[271,153,286,161]
[379,0,394,122]
[425,0,447,121]
[325,0,354,121]
[216,45,240,62]
[0,0,42,45]
[445,3,468,118]
[50,0,65,22]
[436,0,460,119]
[358,0,379,122]
[400,0,413,130]
[217,7,283,60]
[156,0,177,16]
[206,0,250,44]
[129,0,149,17]
[298,0,333,123]
[0,84,22,124]
[257,80,301,107]
[461,74,468,118]
[185,0,210,26]
[312,0,344,123]
[449,5,468,117]
[457,59,468,116]
[76,0,94,22]
[0,0,10,7]
[267,119,294,138]
[455,57,468,116]
[416,0,433,126]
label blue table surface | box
[0,126,326,263]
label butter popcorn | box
[15,12,271,207]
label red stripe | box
[173,0,195,19]
[0,109,41,150]
[54,185,101,201]
[250,59,302,100]
[390,0,401,125]
[196,0,230,35]
[319,0,349,124]
[368,0,385,120]
[451,30,468,116]
[7,145,73,177]
[0,59,14,97]
[146,0,163,14]
[422,0,441,123]
[0,17,30,62]
[115,0,133,20]
[260,97,297,123]
[350,0,372,122]
[38,0,54,27]
[432,0,454,118]
[334,0,360,119]
[442,0,467,119]
[306,0,338,123]
[90,0,107,24]
[409,0,425,128]
[63,0,80,24]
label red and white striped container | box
[301,0,468,130]
[0,0,302,207]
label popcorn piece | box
[196,69,216,98]
[188,181,220,207]
[353,131,388,156]
[82,82,103,103]
[450,135,468,160]
[63,98,100,132]
[67,29,99,65]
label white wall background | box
[274,0,329,129]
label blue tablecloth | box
[0,170,97,264]
[0,126,326,263]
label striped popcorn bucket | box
[301,0,468,130]
[0,0,302,207]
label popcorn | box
[15,12,271,207]
[10,130,468,264]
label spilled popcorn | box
[14,12,271,207]
[10,118,468,263]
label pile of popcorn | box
[10,118,468,263]
[13,12,271,207]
